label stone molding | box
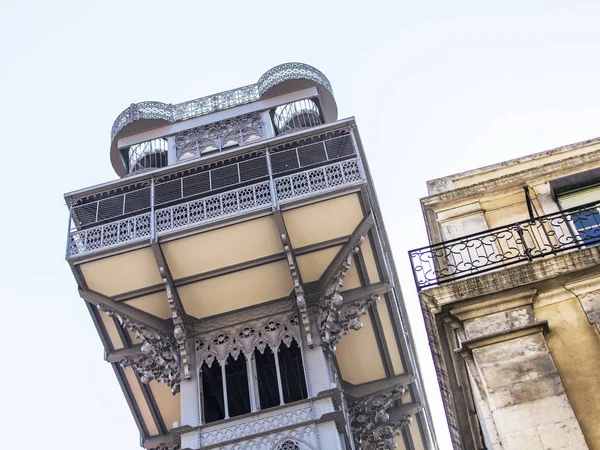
[448,288,537,321]
[423,146,600,204]
[454,321,549,356]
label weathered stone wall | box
[418,135,600,449]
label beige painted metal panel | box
[162,216,283,279]
[297,246,341,282]
[410,417,426,450]
[361,238,381,283]
[283,194,364,248]
[178,261,293,318]
[125,291,171,320]
[99,310,124,350]
[124,367,159,436]
[336,314,386,384]
[81,248,161,296]
[377,301,405,375]
[149,381,181,430]
[296,245,361,290]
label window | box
[255,347,281,409]
[197,314,308,424]
[201,360,225,423]
[225,355,251,417]
[278,340,308,403]
[556,183,600,247]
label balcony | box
[409,201,600,290]
[66,130,363,258]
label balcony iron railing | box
[67,132,363,258]
[409,201,600,290]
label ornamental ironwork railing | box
[70,133,355,231]
[409,201,600,290]
[111,63,333,142]
[67,157,363,258]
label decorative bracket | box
[159,267,191,381]
[99,306,181,394]
[350,385,411,450]
[282,235,312,347]
[273,210,312,347]
[318,240,380,352]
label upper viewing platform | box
[109,62,338,177]
[65,63,366,260]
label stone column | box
[451,288,587,450]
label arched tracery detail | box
[275,440,300,450]
[175,113,264,161]
[195,312,302,366]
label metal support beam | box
[150,242,187,321]
[315,212,374,293]
[273,210,312,346]
[151,242,192,380]
[345,373,415,399]
[106,344,144,363]
[79,288,171,333]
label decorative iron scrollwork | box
[362,416,412,450]
[175,113,264,161]
[100,306,181,394]
[350,386,411,450]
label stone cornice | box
[426,136,600,195]
[448,288,537,321]
[422,147,600,207]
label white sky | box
[2,1,600,449]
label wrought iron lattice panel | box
[275,159,361,203]
[71,186,151,228]
[269,134,354,175]
[154,156,269,206]
[409,201,600,290]
[154,181,272,234]
[68,212,152,256]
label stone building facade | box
[409,137,600,449]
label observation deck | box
[66,121,363,259]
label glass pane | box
[278,340,308,404]
[255,347,279,409]
[225,355,251,418]
[201,361,225,423]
